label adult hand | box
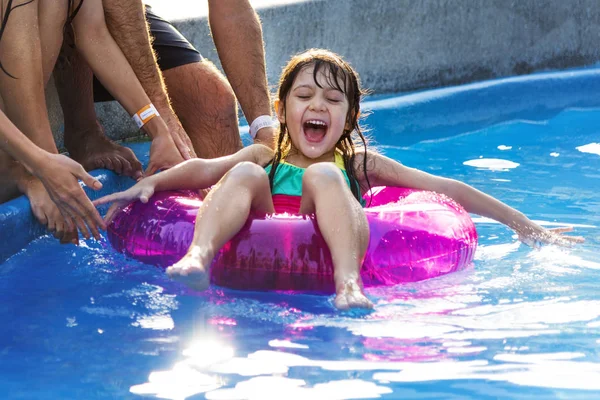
[254,126,276,149]
[31,153,106,240]
[164,114,197,160]
[145,134,186,176]
[93,178,156,225]
[517,225,585,248]
[25,178,79,244]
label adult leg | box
[37,0,69,84]
[144,6,241,158]
[0,0,76,242]
[0,157,18,201]
[166,162,274,290]
[0,96,17,201]
[163,60,242,159]
[299,163,372,310]
[91,5,241,160]
[0,93,17,200]
[53,36,143,179]
[0,0,58,152]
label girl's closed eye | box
[324,89,344,103]
[293,86,313,99]
[294,90,312,99]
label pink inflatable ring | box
[107,187,477,292]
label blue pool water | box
[1,70,600,399]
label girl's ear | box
[274,99,285,124]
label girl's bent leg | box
[166,162,275,290]
[300,163,372,310]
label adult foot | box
[166,251,212,291]
[65,121,143,179]
[334,278,373,310]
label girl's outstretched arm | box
[361,151,584,247]
[94,144,273,224]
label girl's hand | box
[93,179,156,225]
[516,225,585,248]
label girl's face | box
[276,64,350,161]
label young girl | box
[94,49,583,310]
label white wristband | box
[249,115,277,139]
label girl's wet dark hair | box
[268,48,372,203]
[0,0,35,78]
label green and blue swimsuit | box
[264,152,365,213]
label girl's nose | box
[309,97,326,112]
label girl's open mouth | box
[303,120,328,143]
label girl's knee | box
[303,163,346,190]
[226,162,269,187]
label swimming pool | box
[1,68,599,399]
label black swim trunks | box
[93,5,203,102]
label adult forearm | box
[75,30,151,116]
[72,0,170,142]
[208,0,272,123]
[101,0,172,116]
[0,112,45,174]
[101,0,194,159]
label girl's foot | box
[334,278,373,310]
[166,251,212,291]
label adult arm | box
[360,151,584,246]
[72,0,184,175]
[101,0,195,159]
[208,0,275,146]
[0,0,104,239]
[0,111,105,237]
